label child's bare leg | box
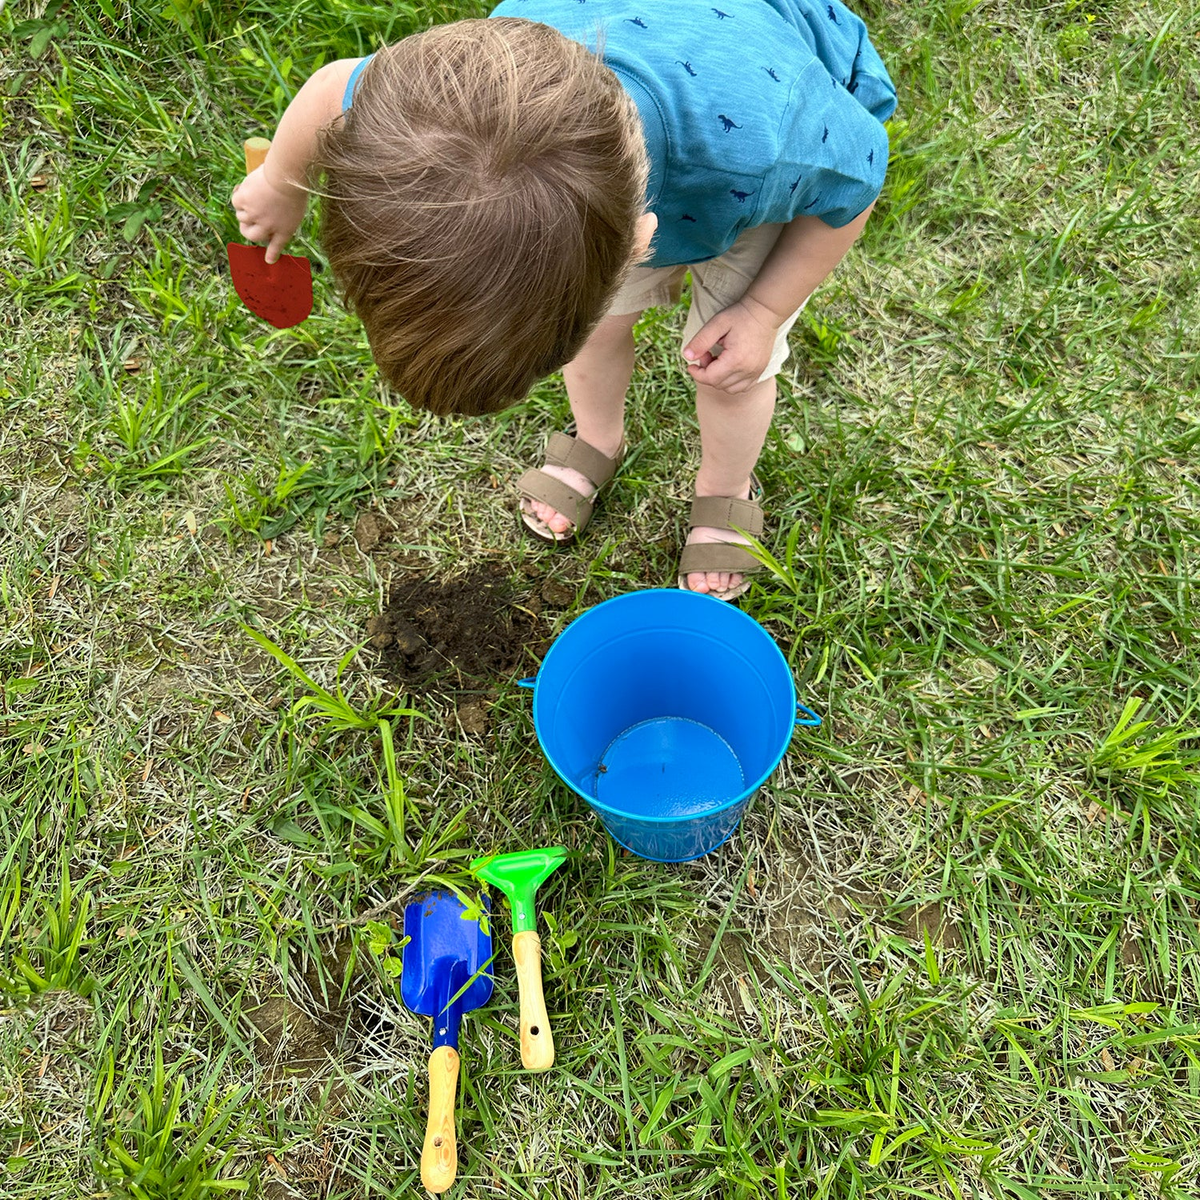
[685,374,777,595]
[524,311,639,536]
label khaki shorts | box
[607,222,807,382]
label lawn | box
[2,0,1199,1197]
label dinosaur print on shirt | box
[486,0,896,267]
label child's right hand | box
[231,167,308,264]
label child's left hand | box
[231,167,308,264]
[681,297,780,393]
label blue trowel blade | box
[401,891,493,1051]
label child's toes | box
[537,502,571,534]
[527,498,569,534]
[682,561,743,596]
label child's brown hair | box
[316,18,649,417]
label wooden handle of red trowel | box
[421,1045,459,1193]
[513,930,555,1071]
[244,137,271,174]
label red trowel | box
[227,137,313,328]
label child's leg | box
[685,375,777,595]
[523,310,639,536]
[675,223,807,598]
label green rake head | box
[469,847,569,934]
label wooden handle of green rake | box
[421,1045,459,1193]
[244,136,271,175]
[513,931,555,1071]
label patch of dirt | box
[368,563,554,695]
[895,900,964,949]
[245,939,357,1105]
[699,929,762,1023]
[353,509,393,552]
[456,700,490,735]
[825,882,882,926]
[1120,931,1142,968]
[259,1140,341,1200]
[245,994,341,1075]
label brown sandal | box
[516,428,625,546]
[676,476,765,602]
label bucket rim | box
[536,587,783,654]
[531,588,797,821]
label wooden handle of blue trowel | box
[421,1045,459,1192]
[513,931,555,1071]
[244,137,271,174]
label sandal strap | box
[544,432,622,489]
[516,468,595,529]
[687,494,764,537]
[678,541,763,575]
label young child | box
[232,1,896,601]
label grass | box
[2,0,1199,1196]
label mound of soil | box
[367,563,552,694]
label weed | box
[0,862,96,1003]
[94,1049,250,1199]
[245,625,427,863]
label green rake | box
[470,846,568,1071]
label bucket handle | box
[795,703,821,727]
[518,677,536,690]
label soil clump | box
[368,563,552,695]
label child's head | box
[317,18,650,417]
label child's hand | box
[681,297,781,393]
[231,167,308,264]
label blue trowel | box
[402,890,493,1193]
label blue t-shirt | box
[345,0,896,268]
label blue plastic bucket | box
[521,589,819,862]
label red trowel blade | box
[227,242,313,329]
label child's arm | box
[231,58,362,263]
[682,205,874,393]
